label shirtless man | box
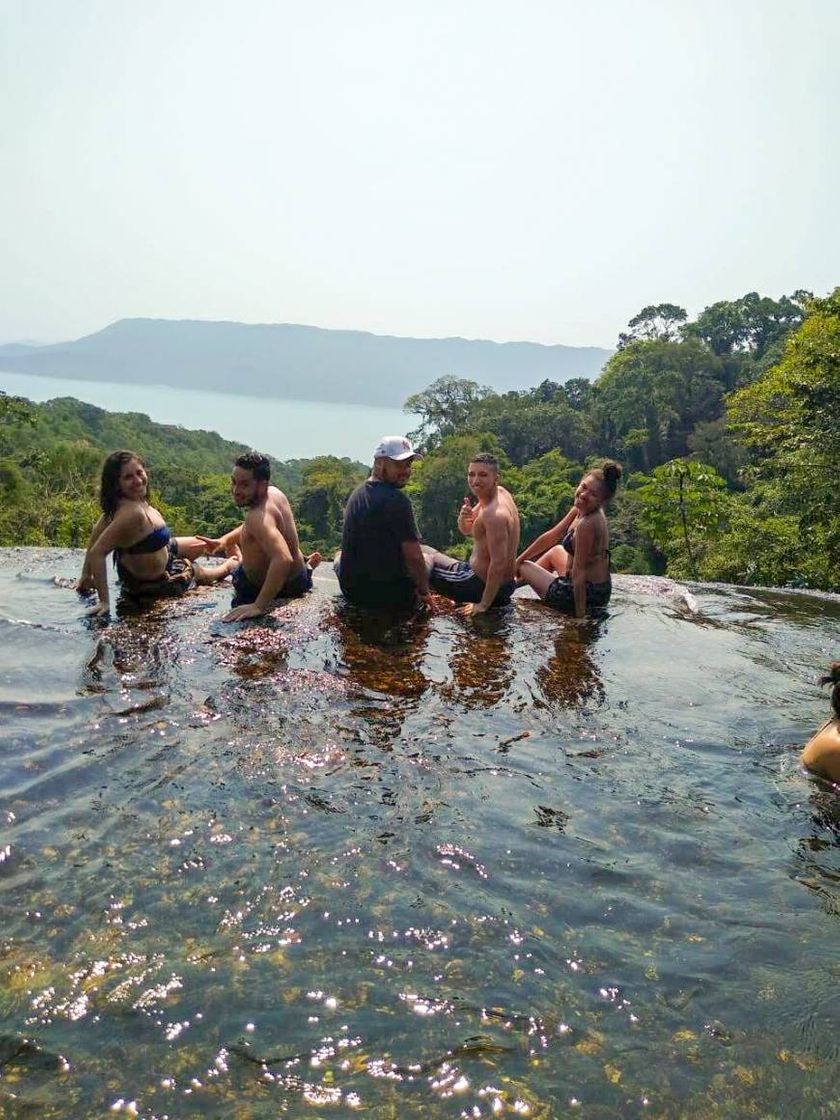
[216,452,318,622]
[422,453,520,616]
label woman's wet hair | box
[100,450,146,517]
[820,662,840,720]
[587,460,623,501]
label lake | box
[0,372,420,463]
[1,549,839,1118]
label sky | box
[1,0,838,349]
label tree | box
[687,290,809,364]
[295,456,366,550]
[594,338,726,472]
[635,460,728,580]
[0,391,36,428]
[686,417,746,486]
[467,392,594,466]
[617,303,687,348]
[404,376,492,449]
[563,377,596,411]
[725,287,840,589]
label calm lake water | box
[0,372,420,463]
[1,550,839,1119]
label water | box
[0,372,420,463]
[1,549,839,1119]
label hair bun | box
[603,461,622,482]
[822,662,840,686]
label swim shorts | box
[429,559,515,607]
[231,562,313,608]
[116,540,195,599]
[544,575,611,615]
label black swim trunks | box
[544,574,611,615]
[230,562,313,608]
[429,558,515,607]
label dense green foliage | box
[0,396,364,553]
[403,288,838,591]
[1,285,836,591]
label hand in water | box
[460,602,489,619]
[85,603,110,618]
[223,603,269,623]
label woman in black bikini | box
[78,450,237,616]
[516,460,622,618]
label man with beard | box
[335,436,431,611]
[221,451,319,622]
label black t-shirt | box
[338,480,420,607]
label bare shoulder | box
[269,485,291,508]
[113,501,149,530]
[498,486,520,519]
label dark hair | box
[820,662,840,720]
[234,451,271,481]
[587,459,623,502]
[470,452,499,471]
[99,450,146,517]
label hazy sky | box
[2,0,837,348]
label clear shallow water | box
[0,372,420,463]
[1,549,839,1119]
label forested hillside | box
[1,287,837,591]
[402,288,838,591]
[0,396,365,553]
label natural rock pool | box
[1,549,838,1119]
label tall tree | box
[404,376,492,450]
[723,287,840,589]
[595,339,725,471]
[617,303,688,348]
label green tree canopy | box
[404,375,492,450]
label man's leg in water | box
[420,544,463,575]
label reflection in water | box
[326,601,432,751]
[439,611,515,709]
[330,600,431,700]
[79,609,170,700]
[533,617,605,709]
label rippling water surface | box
[1,550,838,1119]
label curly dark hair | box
[99,450,147,518]
[234,451,271,481]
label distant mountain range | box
[0,318,612,408]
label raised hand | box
[457,496,477,534]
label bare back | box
[470,485,520,583]
[267,486,305,569]
[239,487,302,585]
[570,508,610,583]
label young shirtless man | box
[422,453,520,616]
[215,452,319,622]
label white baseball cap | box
[373,435,419,461]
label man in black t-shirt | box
[335,436,431,610]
